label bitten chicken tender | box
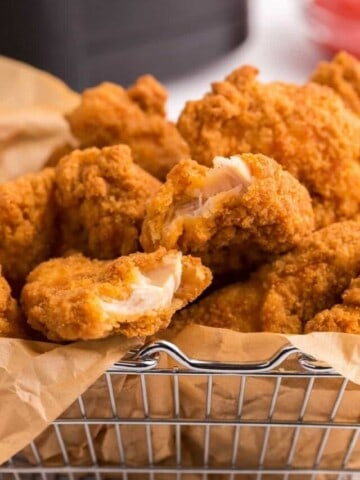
[0,275,26,338]
[310,51,360,117]
[178,66,360,227]
[305,277,360,334]
[67,77,189,180]
[174,221,360,334]
[21,248,212,341]
[141,154,314,274]
[55,145,161,259]
[0,168,57,290]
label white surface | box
[166,0,326,120]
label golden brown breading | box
[22,248,212,341]
[141,154,314,275]
[55,145,161,259]
[172,221,360,334]
[258,221,360,333]
[0,275,26,338]
[178,66,360,227]
[0,168,57,290]
[310,51,360,117]
[305,277,360,334]
[171,279,263,333]
[67,77,189,180]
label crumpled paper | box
[4,326,358,476]
[0,335,141,464]
[0,55,78,182]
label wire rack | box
[1,340,359,480]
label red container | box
[307,0,360,57]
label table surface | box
[166,0,328,120]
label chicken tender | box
[0,168,56,290]
[173,221,360,334]
[310,51,360,117]
[21,248,212,341]
[0,275,26,338]
[305,277,360,334]
[55,145,161,259]
[171,279,263,333]
[67,77,189,180]
[178,66,360,227]
[259,221,360,333]
[141,153,314,275]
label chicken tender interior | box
[171,156,252,221]
[99,252,182,317]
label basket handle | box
[111,340,336,374]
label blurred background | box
[0,0,359,119]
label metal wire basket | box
[1,340,359,479]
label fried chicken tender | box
[141,153,314,274]
[172,279,263,333]
[310,51,360,117]
[67,76,189,180]
[173,221,360,334]
[0,168,56,290]
[0,275,26,338]
[55,145,161,259]
[178,66,360,227]
[22,248,212,341]
[305,277,360,334]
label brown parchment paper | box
[0,56,79,181]
[12,326,359,476]
[0,335,141,464]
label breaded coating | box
[258,221,360,333]
[171,279,263,333]
[0,275,26,338]
[305,277,360,334]
[0,168,57,290]
[55,145,161,259]
[141,154,314,274]
[21,248,212,341]
[173,221,360,334]
[178,66,360,227]
[310,51,360,116]
[67,77,189,180]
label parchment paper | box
[0,56,79,181]
[5,326,358,474]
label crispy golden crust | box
[171,279,263,333]
[21,248,212,341]
[257,221,360,333]
[178,66,360,227]
[172,221,360,334]
[310,51,360,116]
[0,168,57,290]
[305,277,360,334]
[55,145,161,259]
[0,276,27,338]
[141,154,314,274]
[67,77,189,180]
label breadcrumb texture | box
[178,66,360,227]
[55,145,161,258]
[310,51,360,116]
[0,168,57,290]
[305,277,360,334]
[174,221,360,335]
[21,248,212,341]
[67,77,189,180]
[0,275,26,338]
[141,153,314,274]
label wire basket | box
[1,340,359,479]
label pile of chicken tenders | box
[1,51,360,342]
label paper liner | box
[3,326,357,476]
